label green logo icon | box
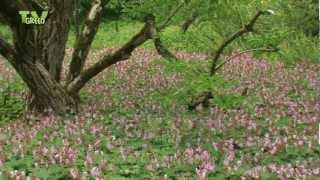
[19,11,48,25]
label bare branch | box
[210,10,272,76]
[148,2,185,60]
[181,11,199,33]
[149,21,177,60]
[189,11,274,110]
[153,36,178,60]
[214,46,279,72]
[141,2,185,60]
[67,15,156,94]
[157,2,185,30]
[66,0,109,84]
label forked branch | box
[67,0,109,84]
[150,2,185,60]
[150,22,178,60]
[189,10,275,110]
[67,15,156,94]
[210,10,273,76]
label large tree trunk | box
[0,0,158,115]
[4,0,78,113]
[14,60,77,113]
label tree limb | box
[67,15,156,94]
[66,0,109,85]
[214,46,279,72]
[210,10,272,76]
[187,46,278,111]
[181,11,199,33]
[189,10,274,110]
[157,2,185,31]
[150,20,178,60]
[147,2,185,60]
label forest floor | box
[0,48,319,179]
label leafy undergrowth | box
[0,49,319,179]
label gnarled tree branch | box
[67,15,156,94]
[67,0,109,84]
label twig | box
[209,10,273,76]
[214,46,278,72]
[181,11,199,33]
[158,2,185,30]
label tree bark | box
[67,15,156,94]
[67,0,107,84]
[0,0,77,113]
[1,35,77,114]
[16,61,77,114]
[0,1,158,114]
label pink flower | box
[185,147,194,157]
[69,168,80,179]
[85,154,93,167]
[196,161,215,180]
[90,126,101,134]
[90,167,102,177]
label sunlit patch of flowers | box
[184,147,215,180]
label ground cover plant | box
[0,0,319,179]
